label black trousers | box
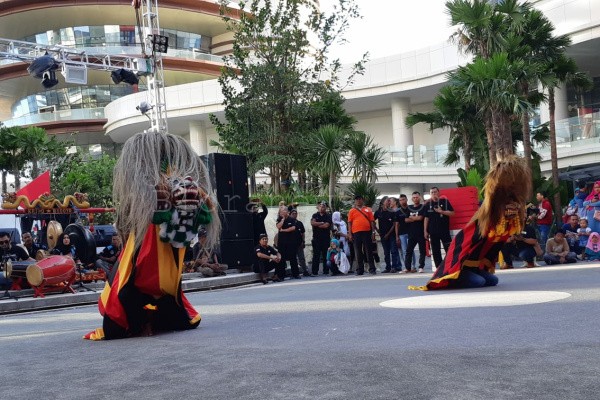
[429,233,451,269]
[405,235,426,270]
[311,239,329,275]
[352,230,376,274]
[279,242,300,278]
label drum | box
[6,260,36,279]
[35,249,50,261]
[26,255,76,287]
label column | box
[189,121,208,156]
[391,98,414,150]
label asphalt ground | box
[1,263,599,400]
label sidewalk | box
[0,270,262,315]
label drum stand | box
[73,262,95,293]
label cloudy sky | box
[320,0,453,63]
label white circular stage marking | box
[380,291,571,309]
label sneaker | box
[500,264,514,270]
[303,272,313,277]
[418,268,424,273]
[369,270,377,275]
[403,269,412,273]
[390,268,399,273]
[382,269,391,273]
[524,262,538,268]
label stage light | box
[28,54,60,88]
[136,101,152,115]
[150,35,169,53]
[41,70,59,89]
[110,68,139,85]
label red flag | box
[16,170,51,203]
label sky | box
[320,0,453,64]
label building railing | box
[2,108,105,127]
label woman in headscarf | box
[332,211,350,258]
[50,233,76,259]
[582,181,600,234]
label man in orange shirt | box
[347,195,378,275]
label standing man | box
[289,209,311,277]
[375,197,401,273]
[310,201,332,276]
[424,187,455,271]
[250,199,268,246]
[404,191,426,273]
[536,191,553,247]
[276,208,301,279]
[347,194,378,275]
[395,194,415,272]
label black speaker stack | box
[201,153,255,270]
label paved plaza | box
[1,264,599,400]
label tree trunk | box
[32,158,39,179]
[521,111,533,199]
[548,88,562,223]
[328,171,336,211]
[1,171,6,193]
[484,115,497,166]
[249,173,256,196]
[461,131,472,172]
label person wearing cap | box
[191,229,228,277]
[310,201,333,275]
[543,229,578,265]
[254,233,284,283]
[347,194,377,275]
[250,199,269,246]
[276,208,302,279]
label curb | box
[0,272,261,315]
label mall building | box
[1,0,599,195]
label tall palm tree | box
[451,53,531,162]
[306,124,348,209]
[345,131,385,183]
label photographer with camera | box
[500,207,541,269]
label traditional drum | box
[35,249,50,261]
[2,260,36,290]
[64,224,97,265]
[25,255,76,298]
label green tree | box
[345,131,386,183]
[306,124,348,209]
[211,0,366,194]
[52,154,117,224]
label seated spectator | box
[543,229,577,265]
[21,231,47,259]
[326,238,344,275]
[562,215,581,255]
[50,233,76,259]
[254,233,284,284]
[95,233,122,275]
[191,229,228,278]
[0,231,32,289]
[584,232,600,261]
[577,218,591,259]
[501,214,539,268]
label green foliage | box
[212,0,367,194]
[345,179,380,208]
[456,167,485,200]
[52,155,117,224]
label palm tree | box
[406,85,485,171]
[541,54,591,221]
[345,131,385,183]
[306,124,348,209]
[451,53,531,162]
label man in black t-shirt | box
[289,209,310,276]
[255,234,285,283]
[310,202,332,275]
[276,208,301,279]
[0,231,32,289]
[375,197,401,273]
[395,194,415,272]
[404,192,426,273]
[424,187,455,271]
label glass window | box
[35,32,49,45]
[60,28,75,46]
[120,26,137,46]
[104,25,120,46]
[48,30,60,46]
[74,26,90,47]
[89,26,105,46]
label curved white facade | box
[104,0,600,192]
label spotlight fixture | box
[136,101,153,115]
[110,68,139,85]
[28,54,60,88]
[149,34,169,53]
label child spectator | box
[584,232,600,261]
[577,218,591,259]
[326,239,343,275]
